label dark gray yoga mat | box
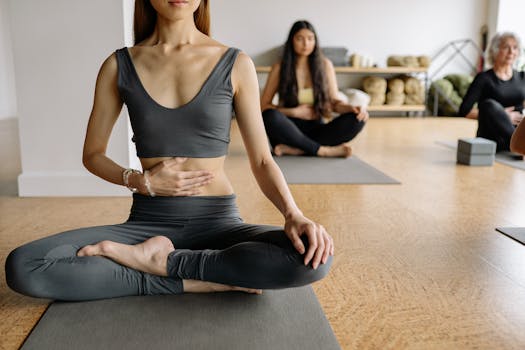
[274,155,399,184]
[495,152,525,170]
[496,227,525,245]
[21,286,340,350]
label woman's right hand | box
[291,104,317,120]
[506,107,523,126]
[144,157,214,196]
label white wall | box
[0,0,16,120]
[495,0,525,38]
[11,0,131,196]
[495,0,525,70]
[7,0,498,196]
[211,0,489,80]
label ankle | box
[97,240,114,256]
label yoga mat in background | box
[21,286,340,350]
[496,227,525,245]
[435,140,525,170]
[495,152,525,170]
[274,156,399,184]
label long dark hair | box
[133,0,210,44]
[278,20,329,118]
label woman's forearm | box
[276,106,297,118]
[250,158,302,218]
[83,153,144,191]
[332,102,353,114]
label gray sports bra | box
[115,47,240,158]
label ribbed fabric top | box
[115,47,240,158]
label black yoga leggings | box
[262,108,366,155]
[5,194,331,301]
[477,98,517,152]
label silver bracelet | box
[144,170,156,197]
[122,168,141,193]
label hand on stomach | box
[140,156,233,196]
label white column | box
[11,0,135,196]
[0,0,17,120]
[494,0,525,37]
[488,0,525,70]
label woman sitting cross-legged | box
[260,20,368,158]
[458,31,524,152]
[5,1,333,301]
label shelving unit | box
[255,66,429,114]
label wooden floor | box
[2,117,525,349]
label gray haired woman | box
[459,32,525,152]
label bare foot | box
[183,279,262,294]
[317,143,352,158]
[273,144,305,156]
[77,236,174,276]
[78,237,262,294]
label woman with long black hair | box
[261,20,368,157]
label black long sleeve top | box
[458,69,525,117]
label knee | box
[305,255,333,284]
[262,108,284,124]
[5,247,28,294]
[288,246,333,286]
[5,246,42,298]
[478,99,503,115]
[340,112,366,126]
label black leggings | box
[477,99,517,152]
[5,194,331,301]
[262,108,365,155]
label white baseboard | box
[18,171,130,197]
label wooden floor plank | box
[2,117,525,349]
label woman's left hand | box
[284,213,334,269]
[333,100,369,122]
[355,106,369,122]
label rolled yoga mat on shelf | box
[273,156,399,184]
[496,227,525,246]
[21,286,341,350]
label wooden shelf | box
[255,65,428,114]
[255,66,428,74]
[367,105,426,112]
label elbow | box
[82,151,100,173]
[250,152,275,174]
[261,103,274,113]
[251,154,271,170]
[82,152,92,170]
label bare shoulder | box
[323,57,335,70]
[233,51,255,71]
[231,51,257,91]
[97,52,118,79]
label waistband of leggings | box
[128,193,240,222]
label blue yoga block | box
[457,137,496,155]
[457,151,495,166]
